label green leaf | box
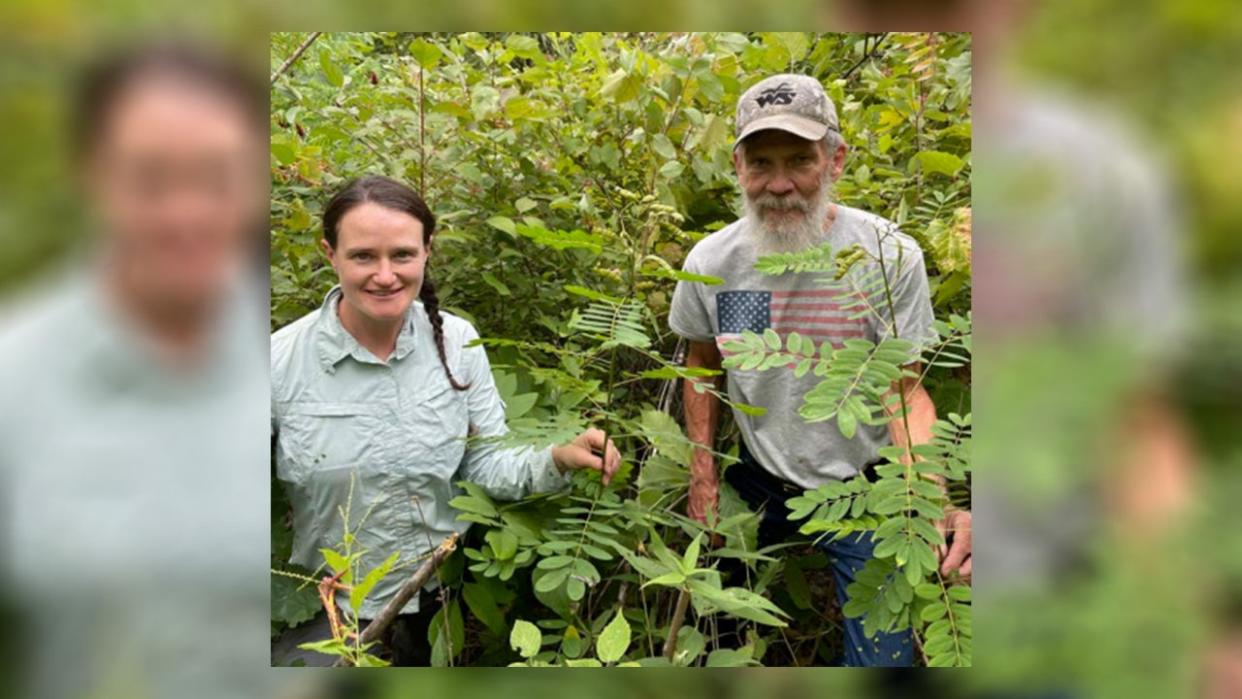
[271,141,295,166]
[659,161,685,179]
[271,575,321,628]
[505,34,542,60]
[600,69,643,103]
[320,548,349,576]
[681,534,702,574]
[566,576,586,600]
[515,196,538,213]
[350,551,399,611]
[504,392,538,419]
[642,571,686,588]
[639,267,725,285]
[318,49,343,87]
[563,285,623,304]
[672,626,705,665]
[509,619,542,659]
[837,406,857,439]
[298,638,350,657]
[448,493,498,519]
[784,558,812,610]
[706,646,754,667]
[915,151,965,177]
[486,529,518,560]
[947,585,971,602]
[487,216,516,236]
[427,599,465,666]
[535,566,570,592]
[921,602,948,622]
[732,402,768,417]
[763,328,781,351]
[481,271,512,296]
[409,39,442,68]
[651,133,677,160]
[596,610,631,663]
[463,582,507,636]
[536,555,575,570]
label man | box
[668,74,972,667]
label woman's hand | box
[551,428,621,485]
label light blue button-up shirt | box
[271,286,568,618]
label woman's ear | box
[319,238,337,271]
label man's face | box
[322,201,427,328]
[86,76,265,311]
[734,129,846,251]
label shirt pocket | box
[277,402,384,482]
[408,382,468,479]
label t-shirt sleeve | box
[668,249,717,342]
[873,242,936,364]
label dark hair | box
[322,175,468,391]
[72,41,266,157]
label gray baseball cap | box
[734,74,839,148]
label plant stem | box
[662,587,691,661]
[271,32,323,83]
[333,533,459,667]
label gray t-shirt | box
[669,204,936,489]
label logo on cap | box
[755,82,796,108]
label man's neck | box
[336,300,402,362]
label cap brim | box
[734,114,830,148]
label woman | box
[271,175,618,665]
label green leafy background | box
[270,31,972,666]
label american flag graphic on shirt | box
[716,289,868,361]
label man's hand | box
[935,508,972,581]
[552,428,621,486]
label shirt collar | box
[314,286,420,371]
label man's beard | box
[742,178,833,256]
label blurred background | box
[1,0,1240,698]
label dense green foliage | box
[271,31,972,666]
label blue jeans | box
[724,444,914,667]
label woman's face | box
[322,201,427,328]
[87,76,265,312]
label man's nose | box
[765,170,795,196]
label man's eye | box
[352,253,372,261]
[394,251,414,260]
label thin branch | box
[332,532,459,667]
[841,32,889,82]
[271,32,323,84]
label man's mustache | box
[752,194,812,214]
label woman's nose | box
[374,260,396,285]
